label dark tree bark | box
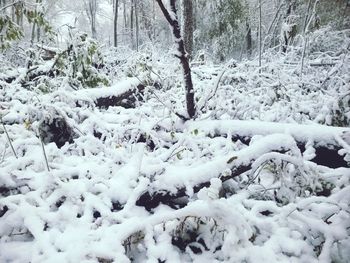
[155,0,196,119]
[181,0,194,59]
[113,0,118,47]
[246,20,252,58]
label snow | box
[187,119,350,146]
[74,77,140,101]
[1,28,350,263]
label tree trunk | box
[130,0,134,49]
[181,0,193,59]
[36,23,40,42]
[155,0,196,119]
[246,20,252,58]
[113,0,118,47]
[31,21,36,45]
[85,0,97,39]
[258,0,262,71]
[134,0,139,51]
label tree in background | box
[84,0,97,39]
[0,0,52,49]
[194,0,245,61]
[113,0,118,47]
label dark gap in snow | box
[93,210,101,219]
[136,133,156,151]
[171,230,209,254]
[193,182,211,193]
[188,244,203,254]
[39,117,74,148]
[55,196,66,209]
[315,187,332,197]
[0,186,11,197]
[71,175,79,180]
[231,135,251,145]
[0,205,9,217]
[93,130,103,139]
[312,146,348,168]
[298,143,348,168]
[136,190,188,211]
[111,201,124,212]
[260,210,274,216]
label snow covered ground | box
[1,35,350,262]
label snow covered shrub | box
[171,216,225,255]
[124,52,154,84]
[0,2,53,50]
[331,96,350,127]
[308,27,350,56]
[54,32,109,89]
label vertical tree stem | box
[1,118,18,159]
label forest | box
[0,0,350,262]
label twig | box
[199,67,228,112]
[165,147,186,162]
[1,145,6,163]
[1,117,18,159]
[39,135,50,172]
[148,88,189,121]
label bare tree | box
[155,0,196,119]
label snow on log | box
[136,124,350,211]
[136,134,302,211]
[187,120,350,168]
[186,120,349,146]
[74,78,145,109]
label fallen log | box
[136,125,350,211]
[74,78,148,109]
[187,120,350,168]
[136,134,305,211]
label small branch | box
[0,0,23,12]
[39,135,50,172]
[1,117,18,159]
[148,88,189,121]
[199,67,228,112]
